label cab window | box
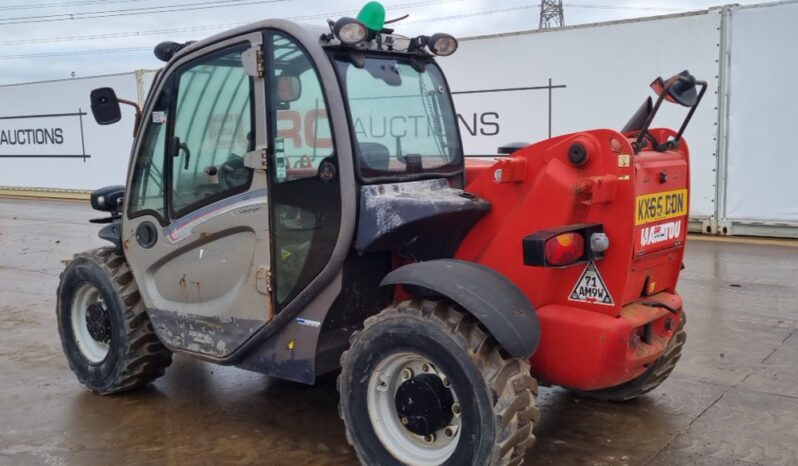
[170,43,255,217]
[128,89,170,221]
[272,34,334,183]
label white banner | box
[0,73,139,190]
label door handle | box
[172,136,192,170]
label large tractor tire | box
[338,299,539,466]
[575,315,686,402]
[56,247,172,395]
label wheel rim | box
[70,282,111,364]
[367,352,462,466]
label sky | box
[0,0,762,85]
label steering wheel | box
[219,154,251,190]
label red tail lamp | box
[545,232,585,267]
[522,223,605,267]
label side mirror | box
[90,87,122,125]
[650,70,698,108]
[629,70,707,153]
[276,76,302,103]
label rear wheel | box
[338,299,539,466]
[575,315,686,402]
[56,247,172,395]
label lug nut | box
[401,368,413,380]
[442,376,450,387]
[451,403,461,416]
[444,426,457,438]
[401,416,409,426]
[421,363,430,373]
[423,434,435,444]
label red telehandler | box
[56,2,704,464]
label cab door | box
[265,31,341,311]
[123,31,272,359]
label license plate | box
[635,189,687,225]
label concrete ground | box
[1,197,797,466]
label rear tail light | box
[523,223,605,267]
[545,233,584,267]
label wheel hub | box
[86,302,111,343]
[367,352,462,464]
[395,373,455,436]
[71,283,112,364]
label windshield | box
[332,54,463,181]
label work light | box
[333,17,368,45]
[386,34,411,51]
[428,33,458,56]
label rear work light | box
[523,224,606,267]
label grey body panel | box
[98,219,122,251]
[234,271,343,383]
[381,259,541,358]
[148,309,264,358]
[355,179,491,260]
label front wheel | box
[56,247,172,395]
[338,299,539,466]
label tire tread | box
[338,299,539,465]
[58,247,172,395]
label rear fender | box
[381,259,540,358]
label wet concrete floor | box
[0,198,797,466]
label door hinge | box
[242,44,264,78]
[256,266,272,294]
[256,45,264,78]
[244,147,269,170]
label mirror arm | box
[632,89,667,153]
[673,80,707,143]
[654,80,708,152]
[118,98,142,137]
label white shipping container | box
[440,10,722,220]
[721,1,798,233]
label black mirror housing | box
[90,185,125,214]
[651,71,698,108]
[90,87,122,125]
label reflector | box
[545,233,585,266]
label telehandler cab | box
[57,2,704,464]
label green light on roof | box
[357,1,386,32]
